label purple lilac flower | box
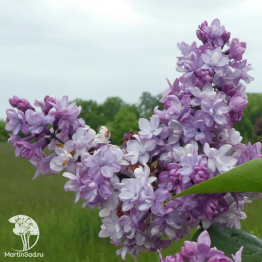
[138,115,163,138]
[49,95,81,129]
[201,47,229,72]
[34,95,56,114]
[194,68,214,87]
[229,60,254,84]
[119,165,156,211]
[83,145,120,178]
[25,109,55,134]
[197,18,230,47]
[160,231,243,262]
[177,51,203,77]
[65,127,96,155]
[124,135,156,165]
[201,97,230,127]
[190,84,216,106]
[5,109,29,135]
[204,144,237,174]
[183,111,213,143]
[228,38,246,61]
[5,19,260,260]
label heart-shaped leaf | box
[192,225,262,262]
[165,159,262,204]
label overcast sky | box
[1,0,262,119]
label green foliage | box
[107,105,139,145]
[0,121,8,142]
[100,97,126,122]
[138,91,163,118]
[192,225,262,262]
[76,99,107,131]
[165,159,262,203]
[234,93,262,143]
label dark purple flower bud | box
[222,84,237,96]
[196,30,208,44]
[34,95,56,114]
[229,95,248,113]
[229,38,246,61]
[180,242,197,258]
[161,254,184,262]
[190,167,210,184]
[9,96,35,113]
[221,30,231,45]
[195,68,214,87]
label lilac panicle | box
[5,18,260,260]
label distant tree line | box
[1,92,262,145]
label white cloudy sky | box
[1,0,262,119]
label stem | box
[51,135,64,144]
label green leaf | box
[192,225,262,262]
[165,159,262,204]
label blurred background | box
[1,0,262,261]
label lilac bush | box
[5,18,261,260]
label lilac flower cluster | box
[5,19,261,260]
[160,231,243,262]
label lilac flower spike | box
[5,18,260,260]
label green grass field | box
[1,142,262,262]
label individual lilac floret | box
[194,68,214,87]
[228,38,246,61]
[160,231,243,262]
[229,60,254,84]
[83,145,120,178]
[176,51,203,77]
[183,111,213,143]
[63,167,83,203]
[9,95,35,113]
[5,109,29,135]
[95,126,111,144]
[29,149,57,179]
[65,127,96,155]
[201,47,229,72]
[204,144,237,174]
[34,95,56,114]
[190,84,216,107]
[139,115,163,138]
[201,97,230,127]
[25,109,55,134]
[124,135,156,165]
[50,145,77,172]
[49,95,81,129]
[119,165,156,211]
